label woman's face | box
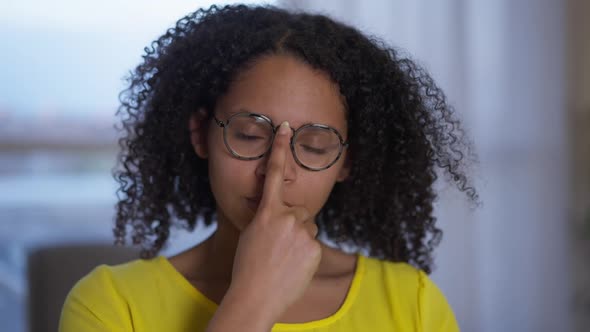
[192,54,350,231]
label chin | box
[233,204,257,231]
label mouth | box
[245,196,295,210]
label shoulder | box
[361,256,460,331]
[69,257,161,298]
[59,257,164,332]
[361,255,423,292]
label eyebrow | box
[222,107,342,131]
[224,107,262,118]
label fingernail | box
[279,121,290,135]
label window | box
[0,1,273,331]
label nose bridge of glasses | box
[271,123,295,137]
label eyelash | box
[235,133,264,141]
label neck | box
[195,209,357,282]
[200,209,241,281]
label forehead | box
[215,54,347,132]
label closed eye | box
[234,132,265,141]
[301,145,328,155]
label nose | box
[254,145,298,183]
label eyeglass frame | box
[212,111,349,171]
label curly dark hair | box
[113,4,478,274]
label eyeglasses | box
[213,111,349,171]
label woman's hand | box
[228,121,322,323]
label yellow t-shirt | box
[59,254,459,332]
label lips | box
[245,196,295,210]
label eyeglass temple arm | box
[212,115,225,127]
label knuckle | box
[311,238,320,249]
[307,240,321,255]
[308,224,319,238]
[301,209,311,221]
[291,207,309,221]
[283,213,297,226]
[310,222,318,233]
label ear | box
[336,153,351,182]
[189,108,210,159]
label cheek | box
[207,151,259,229]
[208,149,253,197]
[207,129,248,190]
[299,171,342,214]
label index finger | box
[260,121,291,208]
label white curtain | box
[279,1,571,331]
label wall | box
[568,0,590,330]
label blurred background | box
[0,0,588,331]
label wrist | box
[208,286,278,332]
